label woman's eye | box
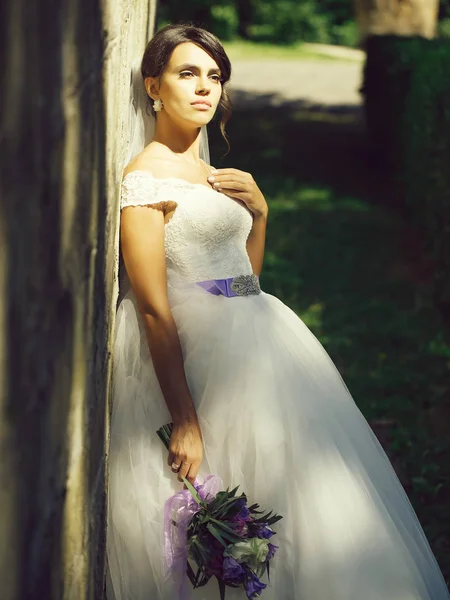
[210,75,221,83]
[179,71,194,78]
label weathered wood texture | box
[0,1,156,599]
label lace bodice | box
[120,170,254,282]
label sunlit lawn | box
[223,39,363,62]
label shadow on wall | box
[1,1,108,599]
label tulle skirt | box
[106,271,450,600]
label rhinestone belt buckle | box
[229,274,261,296]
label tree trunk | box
[237,0,254,39]
[354,0,439,44]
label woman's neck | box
[152,115,202,165]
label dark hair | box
[141,24,232,149]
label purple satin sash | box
[196,274,261,297]
[196,278,239,296]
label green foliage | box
[314,0,355,25]
[438,18,450,39]
[402,41,450,309]
[251,2,331,45]
[210,5,239,40]
[158,0,359,46]
[330,20,359,47]
[362,35,450,312]
[158,1,450,47]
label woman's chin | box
[193,114,214,128]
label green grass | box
[223,40,363,62]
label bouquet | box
[157,423,283,600]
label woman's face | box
[145,42,223,128]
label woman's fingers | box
[177,460,191,483]
[168,446,182,472]
[166,421,204,483]
[217,187,245,197]
[171,459,201,485]
[211,178,248,191]
[185,461,201,485]
[211,168,250,179]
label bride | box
[106,23,449,600]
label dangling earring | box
[153,98,163,112]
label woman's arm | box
[246,212,268,277]
[120,203,203,484]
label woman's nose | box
[196,76,210,94]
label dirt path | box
[228,57,363,107]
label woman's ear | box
[144,77,160,101]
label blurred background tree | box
[158,0,358,45]
[355,0,439,43]
[157,0,450,46]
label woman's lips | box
[191,101,211,110]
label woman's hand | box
[207,168,268,219]
[167,419,204,485]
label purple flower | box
[233,518,249,537]
[250,522,274,539]
[236,503,250,521]
[245,571,267,599]
[222,556,246,584]
[267,543,278,560]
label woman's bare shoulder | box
[123,144,184,180]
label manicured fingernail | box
[207,176,215,182]
[211,168,218,173]
[213,182,220,188]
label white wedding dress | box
[106,170,450,600]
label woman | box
[106,24,450,600]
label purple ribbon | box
[196,274,261,297]
[164,474,223,599]
[196,278,239,297]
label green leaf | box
[208,491,230,511]
[209,518,242,536]
[189,537,210,564]
[218,578,227,600]
[249,507,265,515]
[192,564,212,588]
[186,561,197,586]
[206,523,228,548]
[213,495,247,519]
[193,566,204,588]
[197,512,211,525]
[267,514,283,526]
[155,422,174,450]
[228,485,240,497]
[182,477,203,505]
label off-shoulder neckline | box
[122,169,217,193]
